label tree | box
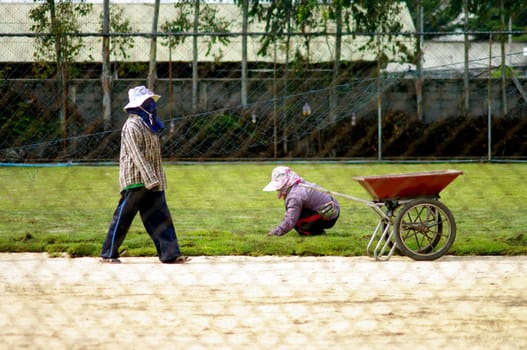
[233,1,411,156]
[320,0,411,117]
[100,2,136,130]
[161,1,230,111]
[102,0,111,131]
[446,0,527,116]
[405,0,457,37]
[446,0,526,39]
[29,0,93,154]
[148,0,161,90]
[238,1,321,61]
[234,1,324,154]
[29,0,93,75]
[99,5,136,75]
[241,0,249,108]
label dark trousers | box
[101,188,181,262]
[295,208,339,236]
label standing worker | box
[100,85,188,264]
[263,166,340,236]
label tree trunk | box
[101,0,112,130]
[463,0,470,117]
[330,0,342,123]
[500,0,507,116]
[49,0,67,155]
[487,35,492,161]
[148,0,160,90]
[377,35,383,161]
[241,0,248,108]
[416,0,424,120]
[192,1,200,112]
[282,16,292,154]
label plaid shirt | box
[119,114,167,191]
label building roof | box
[0,2,415,63]
[423,41,527,72]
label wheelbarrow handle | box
[298,183,373,206]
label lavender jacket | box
[270,180,340,236]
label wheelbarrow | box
[301,169,463,261]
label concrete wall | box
[4,77,526,135]
[383,78,526,121]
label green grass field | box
[1,162,526,258]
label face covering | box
[277,170,302,199]
[126,98,165,134]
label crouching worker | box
[263,166,340,236]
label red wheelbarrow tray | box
[352,169,463,202]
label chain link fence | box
[0,1,526,161]
[1,253,526,349]
[1,2,527,348]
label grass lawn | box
[0,162,526,258]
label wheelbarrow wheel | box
[393,198,456,261]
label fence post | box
[241,0,248,108]
[192,1,199,112]
[101,0,111,131]
[488,35,493,161]
[148,0,160,90]
[500,0,507,117]
[463,0,470,117]
[416,0,423,121]
[377,35,382,161]
[273,41,278,159]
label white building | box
[0,1,415,64]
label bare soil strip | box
[1,253,526,349]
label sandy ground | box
[0,253,526,350]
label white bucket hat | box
[123,85,160,111]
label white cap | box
[263,166,292,191]
[123,85,160,111]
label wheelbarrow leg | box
[366,221,383,257]
[367,219,398,261]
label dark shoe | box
[100,257,121,264]
[164,256,190,264]
[296,229,326,236]
[99,249,127,264]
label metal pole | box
[488,35,492,161]
[500,0,507,116]
[192,1,199,111]
[241,0,248,107]
[101,0,111,131]
[463,0,470,117]
[148,0,160,90]
[273,41,277,158]
[377,35,382,161]
[416,0,423,121]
